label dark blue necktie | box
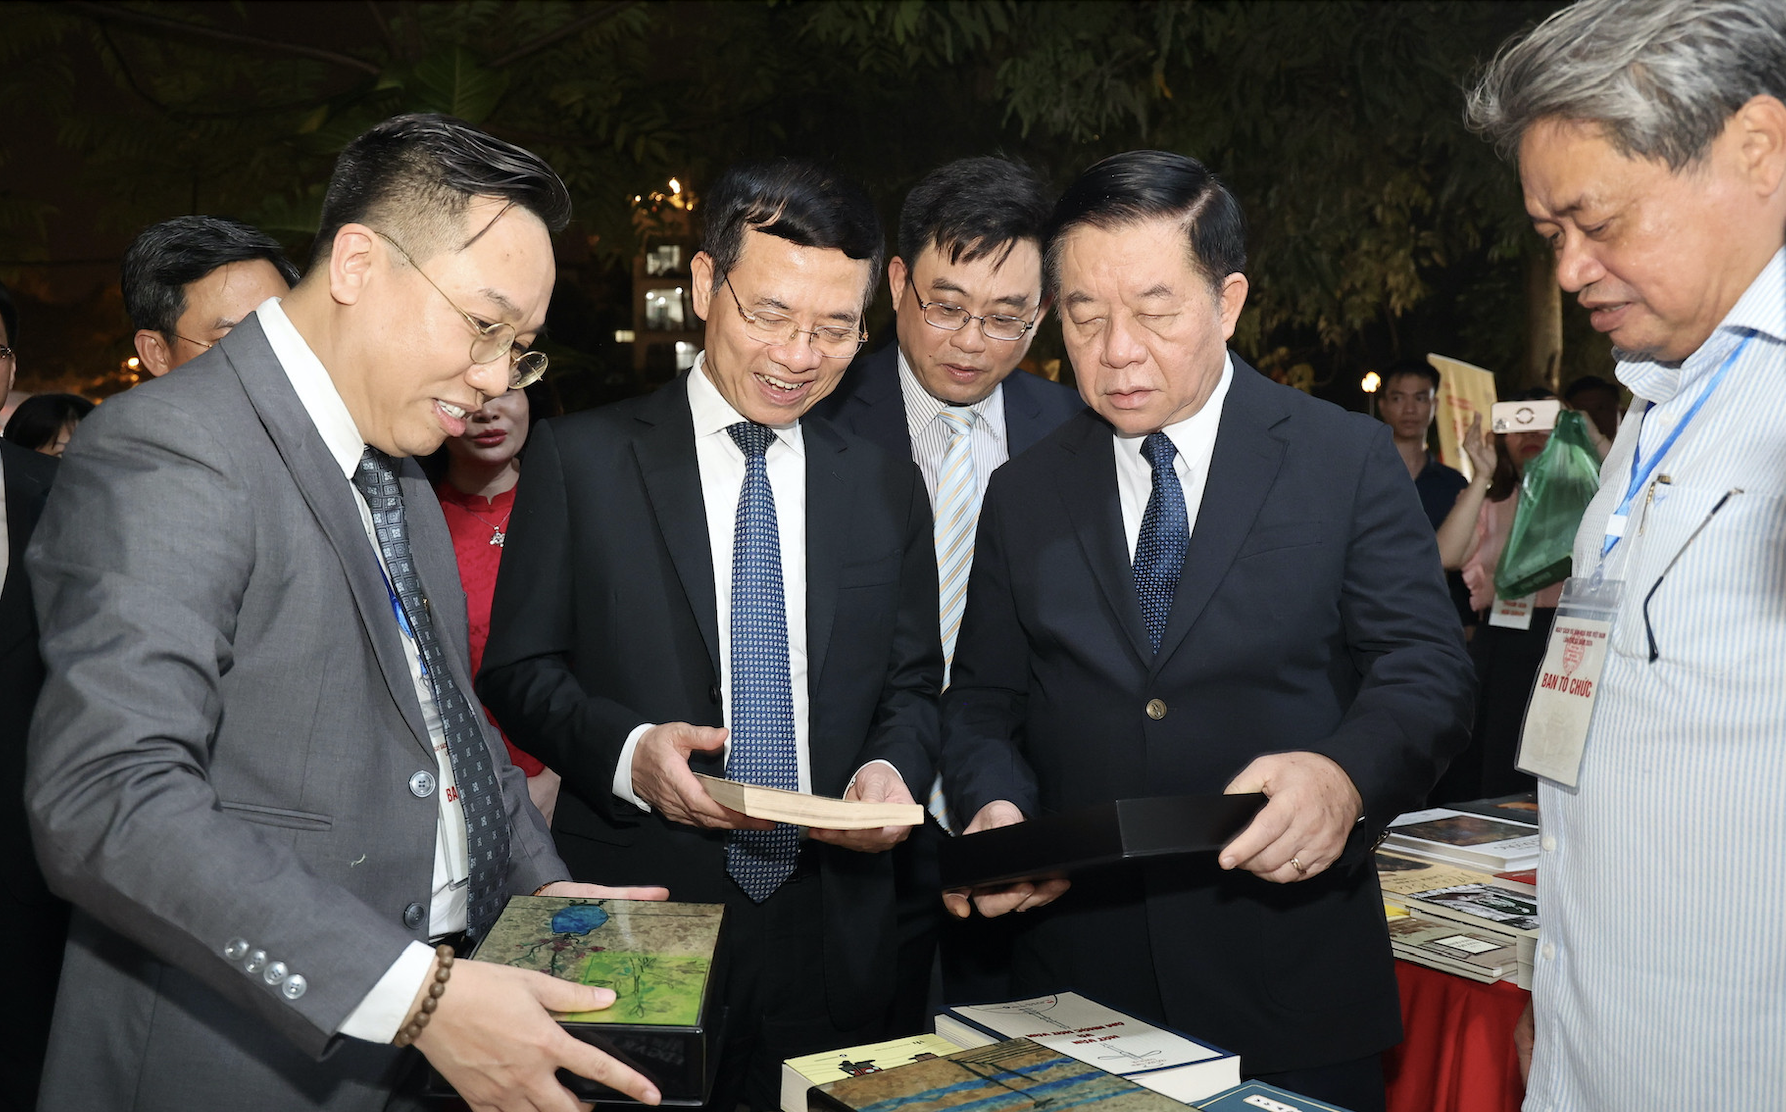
[353,447,510,938]
[723,421,800,902]
[1134,432,1188,654]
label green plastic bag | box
[1493,409,1603,599]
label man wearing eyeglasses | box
[122,215,300,377]
[26,115,667,1112]
[812,157,1081,1029]
[481,159,942,1111]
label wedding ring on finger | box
[1290,856,1308,873]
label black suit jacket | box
[1,440,59,1111]
[942,356,1473,1073]
[478,371,943,1028]
[812,342,1085,461]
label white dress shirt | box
[1114,354,1234,560]
[613,354,815,806]
[256,298,464,1042]
[896,350,1009,509]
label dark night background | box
[0,0,1610,414]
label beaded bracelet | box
[394,944,455,1047]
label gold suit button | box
[1145,699,1167,720]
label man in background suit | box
[942,151,1472,1111]
[0,283,62,1112]
[480,159,942,1110]
[122,215,300,377]
[812,156,1080,1025]
[26,114,663,1112]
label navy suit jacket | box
[812,343,1085,462]
[942,355,1473,1073]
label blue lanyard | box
[1601,331,1752,558]
[377,562,430,679]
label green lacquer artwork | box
[475,897,723,1026]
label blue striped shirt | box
[1525,248,1786,1108]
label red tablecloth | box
[1383,960,1528,1112]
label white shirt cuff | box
[846,759,902,797]
[337,940,436,1043]
[614,723,655,812]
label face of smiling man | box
[689,228,871,426]
[1055,215,1249,437]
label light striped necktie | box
[929,406,980,832]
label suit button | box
[224,938,250,961]
[1145,699,1167,720]
[282,974,308,1000]
[263,961,289,985]
[409,770,436,798]
[708,683,721,705]
[244,949,268,974]
[402,902,426,930]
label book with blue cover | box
[1194,1079,1356,1112]
[809,1037,1186,1112]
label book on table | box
[1386,915,1520,983]
[466,895,726,1106]
[1193,1079,1358,1111]
[1440,791,1540,825]
[1374,850,1499,911]
[932,991,1239,1103]
[695,772,924,829]
[780,1033,960,1112]
[1402,881,1539,938]
[808,1037,1189,1112]
[1382,806,1540,872]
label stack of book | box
[789,1035,1356,1112]
[1378,793,1542,989]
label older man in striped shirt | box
[1468,2,1786,1107]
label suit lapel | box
[1151,362,1289,670]
[1003,374,1049,457]
[842,346,913,458]
[633,377,721,677]
[802,416,850,712]
[1,444,53,650]
[1056,414,1153,665]
[224,318,435,760]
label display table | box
[1383,960,1528,1112]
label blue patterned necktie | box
[353,447,510,938]
[1134,432,1188,654]
[724,421,801,901]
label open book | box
[696,773,924,829]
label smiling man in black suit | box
[941,151,1473,1112]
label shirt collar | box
[257,297,366,478]
[1113,352,1234,459]
[687,352,805,456]
[1617,246,1786,404]
[895,348,1006,441]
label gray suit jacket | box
[24,316,565,1111]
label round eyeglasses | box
[721,276,866,360]
[905,273,1039,342]
[375,230,548,389]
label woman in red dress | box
[433,384,562,823]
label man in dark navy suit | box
[942,151,1472,1112]
[813,157,1081,1028]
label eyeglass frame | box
[718,275,867,360]
[903,272,1040,342]
[373,230,549,389]
[0,345,14,364]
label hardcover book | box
[1403,882,1540,936]
[810,1037,1188,1112]
[938,793,1267,890]
[1374,850,1497,907]
[1387,915,1520,983]
[470,896,727,1106]
[935,991,1239,1103]
[1194,1079,1357,1112]
[781,1034,961,1112]
[1382,807,1541,872]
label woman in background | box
[4,393,94,457]
[432,381,562,823]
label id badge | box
[1515,575,1624,787]
[1488,594,1535,630]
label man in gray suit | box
[25,114,663,1112]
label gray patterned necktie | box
[353,447,510,937]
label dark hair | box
[698,159,883,306]
[0,278,17,346]
[1488,386,1557,501]
[1383,360,1441,392]
[897,157,1051,270]
[311,113,572,271]
[1563,374,1619,403]
[121,216,300,336]
[1044,150,1247,296]
[3,393,95,451]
